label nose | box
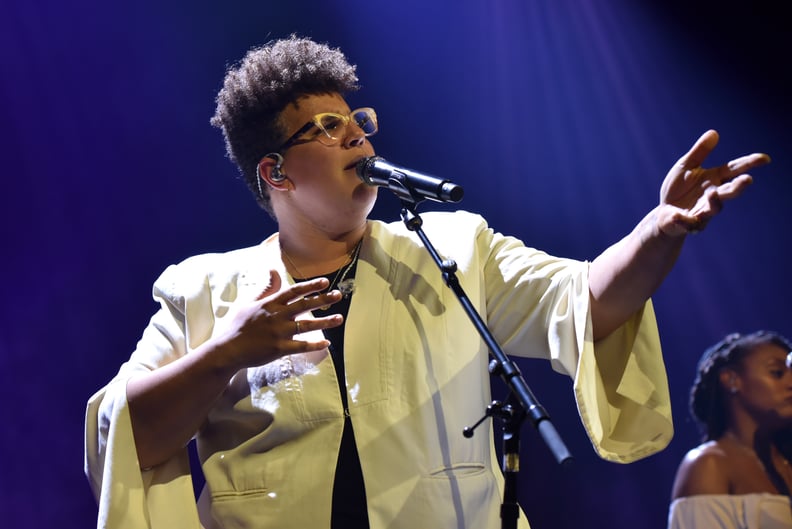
[784,362,792,388]
[344,121,367,148]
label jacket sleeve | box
[84,262,204,529]
[574,298,672,463]
[475,212,672,463]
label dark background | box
[2,0,790,527]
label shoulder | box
[671,441,732,499]
[374,210,493,254]
[379,210,488,234]
[163,243,265,278]
[153,240,273,300]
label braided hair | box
[690,330,792,442]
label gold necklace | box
[281,238,362,298]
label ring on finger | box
[295,320,302,334]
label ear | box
[719,368,740,394]
[257,154,291,190]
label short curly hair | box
[690,330,792,442]
[210,35,360,216]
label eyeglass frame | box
[276,107,378,153]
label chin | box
[771,407,792,426]
[355,184,379,208]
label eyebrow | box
[760,357,790,369]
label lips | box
[345,156,367,171]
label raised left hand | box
[656,130,770,237]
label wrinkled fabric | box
[85,210,672,529]
[668,494,792,529]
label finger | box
[289,289,344,315]
[716,174,753,201]
[271,277,331,305]
[657,204,704,237]
[714,153,770,184]
[676,130,720,170]
[675,212,708,235]
[689,186,723,219]
[292,314,344,337]
[285,338,333,354]
[275,322,332,353]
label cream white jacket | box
[85,211,672,529]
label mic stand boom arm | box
[397,199,573,529]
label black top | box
[299,259,369,528]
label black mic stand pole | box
[393,188,573,529]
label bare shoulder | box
[671,441,732,499]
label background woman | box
[669,330,792,528]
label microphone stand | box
[392,185,573,529]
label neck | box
[724,428,784,462]
[725,429,761,449]
[724,428,792,495]
[278,223,367,278]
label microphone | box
[356,156,464,203]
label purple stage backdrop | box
[2,0,790,527]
